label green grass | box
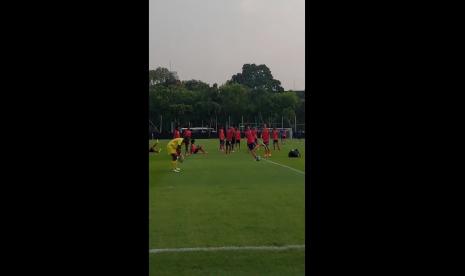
[149,138,305,275]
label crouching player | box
[190,139,208,155]
[166,137,186,173]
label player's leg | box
[198,146,207,154]
[183,139,188,155]
[264,142,270,157]
[170,153,180,172]
[248,143,258,160]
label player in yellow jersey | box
[166,137,186,172]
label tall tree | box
[149,67,178,86]
[231,64,284,92]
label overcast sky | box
[149,0,305,90]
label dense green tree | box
[230,64,284,92]
[149,64,304,131]
[149,67,178,86]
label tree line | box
[149,64,305,133]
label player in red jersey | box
[182,127,192,155]
[261,124,271,158]
[190,139,207,155]
[173,127,181,139]
[272,127,280,151]
[281,129,287,144]
[219,127,225,151]
[231,127,236,152]
[225,126,234,154]
[252,127,258,144]
[235,127,241,150]
[245,126,260,161]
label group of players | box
[217,124,285,161]
[150,125,288,172]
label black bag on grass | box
[288,149,301,158]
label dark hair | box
[191,139,195,144]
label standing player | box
[166,137,186,173]
[225,126,234,154]
[261,124,271,158]
[251,127,258,151]
[272,127,280,151]
[245,126,260,161]
[252,127,258,144]
[173,126,181,139]
[235,127,241,150]
[231,127,236,152]
[183,127,192,155]
[219,127,225,151]
[281,129,287,144]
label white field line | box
[150,244,305,254]
[263,159,305,175]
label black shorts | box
[232,139,236,144]
[184,137,190,144]
[170,153,177,161]
[236,139,240,144]
[226,140,231,146]
[247,143,256,150]
[220,140,224,145]
[273,139,278,143]
[263,141,269,146]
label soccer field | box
[149,138,306,275]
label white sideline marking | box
[263,159,305,175]
[150,244,305,254]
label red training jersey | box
[252,129,257,139]
[235,129,241,140]
[190,143,196,153]
[226,128,234,141]
[246,129,255,144]
[183,129,192,138]
[272,130,279,140]
[262,128,270,142]
[219,129,225,140]
[173,130,180,138]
